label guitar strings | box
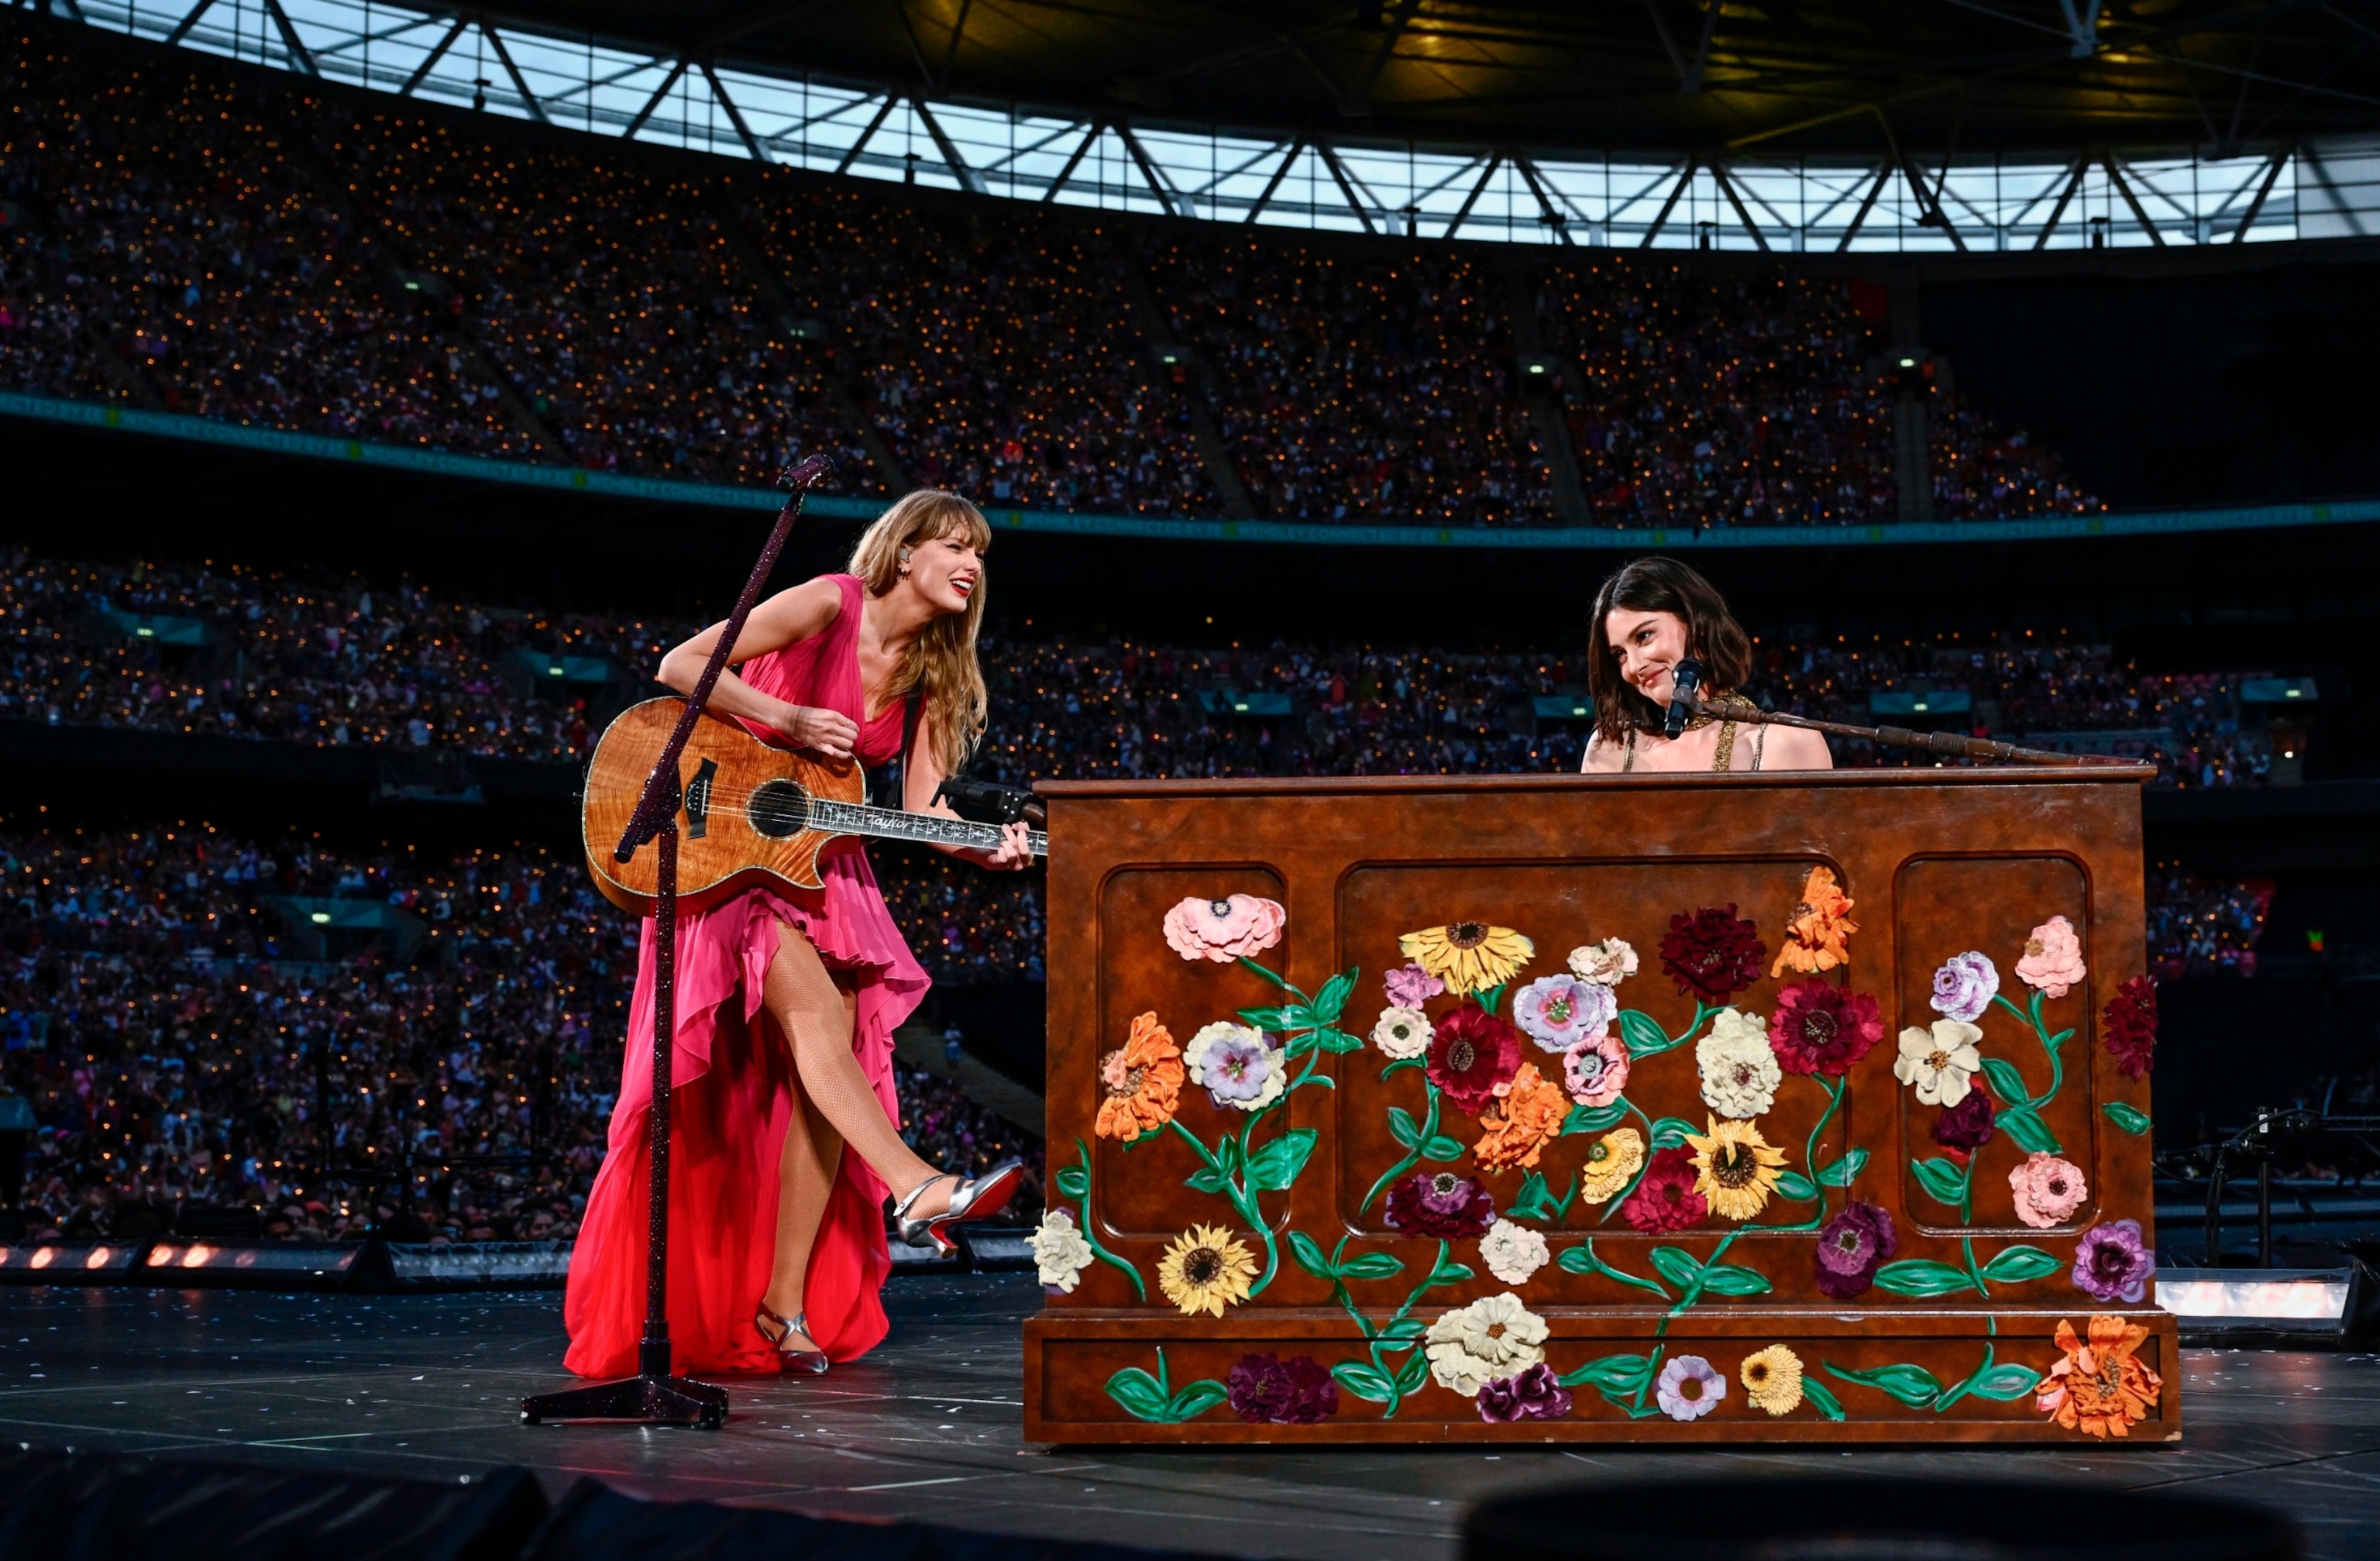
[592,780,1040,846]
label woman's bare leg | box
[760,922,952,1225]
[760,1081,842,1333]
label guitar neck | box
[808,797,1050,858]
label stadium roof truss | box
[60,0,2380,251]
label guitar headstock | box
[779,452,834,492]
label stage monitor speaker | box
[0,1447,549,1561]
[522,1477,1205,1561]
[1463,1478,2300,1561]
[0,1241,150,1285]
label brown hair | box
[846,489,993,775]
[1585,556,1755,744]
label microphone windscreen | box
[781,452,834,490]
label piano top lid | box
[1037,765,2159,799]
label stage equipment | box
[581,701,1047,916]
[934,774,1047,828]
[1463,1477,2297,1561]
[139,1239,359,1289]
[1025,765,2173,1442]
[0,1240,150,1285]
[1662,657,1704,739]
[0,1446,548,1561]
[1678,691,2135,766]
[521,452,836,1432]
[383,1240,571,1292]
[2158,1263,2371,1348]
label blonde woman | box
[564,490,1032,1380]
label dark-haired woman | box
[1580,556,1831,773]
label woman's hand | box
[776,703,858,761]
[983,820,1034,871]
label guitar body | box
[582,698,867,917]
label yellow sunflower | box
[1741,1344,1805,1416]
[1399,921,1534,995]
[1156,1223,1259,1318]
[1685,1116,1788,1221]
[1577,1127,1647,1205]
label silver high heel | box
[894,1159,1026,1257]
[755,1301,829,1375]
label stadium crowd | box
[2144,867,2275,979]
[3,22,2098,529]
[0,826,1044,1244]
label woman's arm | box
[655,577,858,758]
[902,696,1033,871]
[1763,725,1835,771]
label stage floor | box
[0,1276,2375,1561]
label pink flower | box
[1561,1030,1631,1108]
[1384,963,1445,1007]
[1163,894,1287,962]
[2008,1151,2089,1229]
[2015,914,2087,999]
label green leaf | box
[1773,1171,1819,1203]
[1508,1171,1554,1221]
[1967,1363,2045,1401]
[1556,1246,1599,1276]
[1244,1128,1317,1191]
[1647,1246,1705,1293]
[1871,1259,1980,1298]
[1911,1156,1971,1209]
[1377,1316,1428,1346]
[1997,1105,2062,1155]
[1432,1257,1475,1287]
[1236,1004,1302,1031]
[1618,1009,1673,1057]
[1650,1116,1700,1150]
[1386,1107,1422,1150]
[1558,1352,1654,1392]
[1184,1164,1230,1195]
[1563,1102,1629,1136]
[1167,1380,1230,1421]
[1288,1230,1335,1281]
[1313,1026,1367,1054]
[1394,1349,1431,1394]
[1237,957,1291,989]
[2104,1101,2152,1136]
[1825,1361,1945,1411]
[1311,970,1357,1025]
[1331,1361,1398,1405]
[1106,1367,1172,1421]
[1422,1134,1467,1162]
[1339,1251,1406,1281]
[1978,1057,2031,1105]
[1817,1149,1869,1188]
[1800,1376,1847,1422]
[2045,1026,2075,1052]
[1381,1057,1425,1078]
[1477,982,1507,1017]
[1695,1263,1773,1298]
[1978,1244,2062,1285]
[1055,1165,1090,1201]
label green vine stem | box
[1165,1114,1284,1296]
[1106,1346,1230,1425]
[1556,1236,1670,1299]
[1360,1078,1457,1213]
[1292,1235,1470,1418]
[1820,1344,2041,1415]
[1057,1137,1145,1299]
[1980,989,2075,1154]
[1745,1074,1847,1235]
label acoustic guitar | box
[583,697,1049,916]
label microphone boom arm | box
[1676,695,2140,768]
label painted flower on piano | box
[1771,865,1857,977]
[2015,913,2088,999]
[1162,893,1287,963]
[1767,979,1885,1077]
[1577,1127,1646,1205]
[1658,905,1767,1003]
[2100,975,2158,1081]
[2072,1219,2156,1305]
[1424,1293,1548,1396]
[1399,921,1535,996]
[1739,1344,1806,1417]
[1694,1006,1781,1119]
[1225,1353,1339,1424]
[1370,1005,1433,1061]
[1929,950,2000,1024]
[1622,1147,1707,1233]
[1512,972,1616,1054]
[1566,937,1639,986]
[1426,1004,1523,1112]
[1384,1171,1497,1238]
[2037,1314,2162,1438]
[1813,1200,1897,1299]
[1472,1062,1567,1171]
[1185,1022,1284,1112]
[1157,1223,1260,1317]
[1095,1011,1183,1143]
[1560,1030,1630,1109]
[1475,1363,1573,1423]
[1479,1218,1551,1285]
[2008,1151,2089,1229]
[1029,1209,1096,1293]
[1686,1116,1788,1222]
[1893,1018,1983,1107]
[1384,962,1446,1007]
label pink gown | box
[562,573,929,1376]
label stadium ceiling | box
[435,0,2380,157]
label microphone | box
[778,452,834,491]
[1663,658,1705,741]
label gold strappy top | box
[1621,694,1766,772]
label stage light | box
[2157,1265,2369,1345]
[0,1241,150,1284]
[1898,356,1917,369]
[311,910,332,924]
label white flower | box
[1370,1005,1433,1061]
[1567,937,1639,985]
[1030,1209,1095,1292]
[1185,1021,1284,1112]
[1478,1219,1550,1285]
[1425,1291,1548,1396]
[1893,1018,1984,1107]
[1694,1006,1780,1119]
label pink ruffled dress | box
[562,573,929,1376]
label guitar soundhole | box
[748,779,811,840]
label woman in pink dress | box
[563,490,1032,1378]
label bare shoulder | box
[1580,730,1627,772]
[1766,725,1835,771]
[748,576,845,639]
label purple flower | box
[1931,1091,1997,1156]
[1930,951,2000,1024]
[2072,1219,2156,1304]
[1384,1171,1496,1239]
[1476,1362,1573,1424]
[1511,974,1616,1054]
[1814,1200,1898,1299]
[1384,963,1445,1007]
[1655,1354,1725,1422]
[1225,1353,1339,1424]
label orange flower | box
[1095,1012,1183,1143]
[1772,865,1857,977]
[2037,1314,2162,1439]
[1472,1062,1568,1172]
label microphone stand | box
[522,452,833,1430]
[1673,694,2141,768]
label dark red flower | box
[1767,979,1884,1076]
[1384,1170,1497,1238]
[1814,1200,1897,1299]
[1226,1353,1339,1424]
[1659,905,1767,1003]
[1932,1090,1997,1157]
[1621,1147,1707,1234]
[1426,1004,1522,1113]
[2101,975,2158,1081]
[1477,1362,1573,1424]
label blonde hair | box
[846,489,993,775]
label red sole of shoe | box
[926,1164,1024,1253]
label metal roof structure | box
[60,1,2380,249]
